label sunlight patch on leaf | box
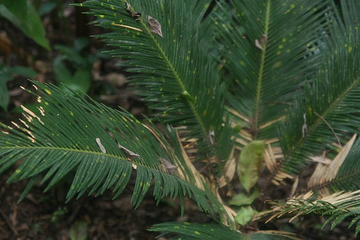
[21,105,44,125]
[226,107,251,123]
[0,81,230,220]
[10,120,36,143]
[259,116,286,130]
[310,154,332,165]
[95,138,106,153]
[111,22,142,32]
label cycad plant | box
[1,0,360,238]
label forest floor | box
[0,167,210,239]
[0,168,356,240]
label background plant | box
[0,0,50,50]
[0,63,37,111]
[1,0,360,239]
[53,37,101,94]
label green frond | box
[277,11,360,177]
[149,222,301,240]
[340,1,360,29]
[215,0,333,140]
[267,190,360,237]
[310,136,360,193]
[0,82,229,221]
[330,0,360,38]
[77,0,234,161]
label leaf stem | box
[254,0,271,136]
[139,18,209,147]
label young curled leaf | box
[237,140,264,192]
[125,2,141,20]
[118,143,140,159]
[255,39,263,50]
[180,90,194,103]
[125,2,131,11]
[160,157,178,175]
[147,15,163,38]
[260,34,268,45]
[96,138,106,153]
[255,34,268,50]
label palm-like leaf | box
[149,222,301,240]
[214,0,332,140]
[330,137,360,192]
[276,0,360,179]
[303,134,360,197]
[78,0,234,161]
[2,0,360,238]
[0,82,229,221]
[306,134,357,193]
[266,190,360,237]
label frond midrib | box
[282,77,360,167]
[1,145,129,161]
[322,170,360,190]
[254,0,271,133]
[137,16,209,144]
[1,145,182,181]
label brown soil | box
[0,168,210,239]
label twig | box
[57,196,86,228]
[0,207,18,236]
[314,111,342,147]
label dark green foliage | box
[79,0,234,161]
[1,0,360,239]
[323,138,360,192]
[216,0,333,139]
[278,0,360,176]
[149,222,300,240]
[0,0,50,49]
[268,191,360,237]
[0,81,228,221]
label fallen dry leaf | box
[260,34,268,45]
[160,157,178,175]
[125,2,141,20]
[147,15,163,38]
[118,143,141,159]
[255,34,268,50]
[96,138,106,153]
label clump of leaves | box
[0,0,50,50]
[53,38,99,94]
[1,0,360,239]
[0,63,37,111]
